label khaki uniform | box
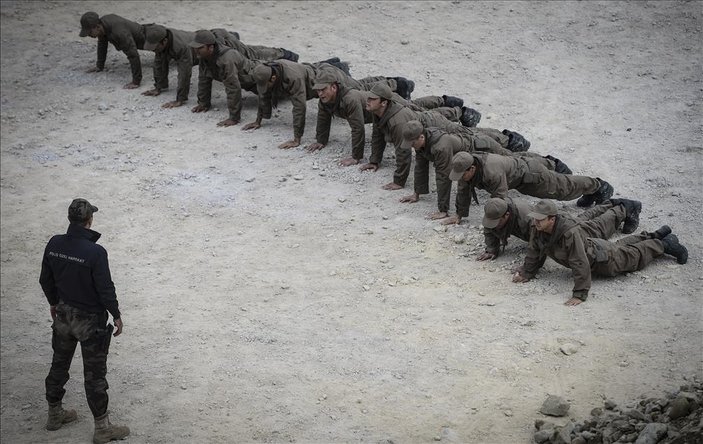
[456,153,601,217]
[151,27,196,101]
[483,199,624,256]
[95,15,146,84]
[370,102,462,186]
[521,214,666,300]
[196,46,260,122]
[211,29,293,62]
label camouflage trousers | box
[45,303,112,417]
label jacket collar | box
[66,223,102,243]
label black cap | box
[68,198,98,223]
[79,12,99,37]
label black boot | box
[321,57,340,64]
[460,107,482,127]
[577,178,614,207]
[610,198,642,234]
[545,155,572,175]
[282,49,299,62]
[442,95,464,108]
[649,225,672,240]
[230,31,241,40]
[662,234,688,264]
[502,129,530,152]
[393,77,415,100]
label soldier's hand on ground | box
[191,104,209,113]
[382,182,403,191]
[400,193,419,203]
[512,271,530,283]
[359,162,379,172]
[564,297,583,306]
[242,121,262,131]
[85,66,103,73]
[217,118,240,127]
[439,215,461,225]
[428,211,448,220]
[162,100,184,109]
[477,252,497,261]
[50,305,57,321]
[339,157,359,166]
[142,88,161,97]
[114,318,123,336]
[278,139,300,149]
[123,82,140,89]
[306,143,325,153]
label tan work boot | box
[46,402,78,431]
[93,412,130,443]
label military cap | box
[252,64,273,95]
[68,198,98,223]
[79,12,100,37]
[527,199,558,220]
[400,120,424,149]
[449,152,475,181]
[482,198,509,229]
[312,71,339,90]
[144,25,168,51]
[189,30,216,48]
[367,82,393,101]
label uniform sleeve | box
[175,49,194,103]
[116,34,142,84]
[483,228,502,256]
[220,58,243,121]
[369,121,386,165]
[345,98,367,161]
[288,78,308,140]
[153,51,169,90]
[565,230,592,300]
[484,170,509,198]
[196,63,213,107]
[92,248,121,320]
[97,36,108,70]
[315,101,332,146]
[413,153,431,196]
[521,229,547,278]
[39,246,58,306]
[455,179,472,218]
[433,140,457,213]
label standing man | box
[512,199,688,305]
[189,30,260,127]
[40,199,129,443]
[79,11,146,89]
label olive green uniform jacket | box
[151,27,196,102]
[95,14,146,84]
[196,45,260,122]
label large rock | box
[667,396,690,419]
[540,395,571,417]
[634,423,668,444]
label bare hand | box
[123,82,140,89]
[217,118,240,127]
[86,66,103,73]
[339,157,359,166]
[564,297,583,306]
[279,139,301,149]
[50,305,57,321]
[242,121,262,131]
[162,100,184,109]
[439,215,461,225]
[359,162,379,172]
[477,252,496,261]
[382,182,403,191]
[399,193,419,203]
[512,271,530,283]
[114,318,123,336]
[191,104,209,113]
[142,88,161,97]
[306,143,325,153]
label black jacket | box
[40,224,121,319]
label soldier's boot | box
[93,413,130,444]
[661,234,688,264]
[460,106,482,127]
[281,49,299,62]
[442,95,464,108]
[649,225,672,240]
[324,60,350,76]
[392,77,415,100]
[46,402,78,431]
[501,129,531,152]
[610,198,642,234]
[320,57,340,64]
[544,155,573,175]
[577,178,614,207]
[230,31,240,40]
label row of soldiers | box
[79,12,689,308]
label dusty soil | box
[1,1,701,443]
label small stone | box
[293,175,304,180]
[560,343,578,355]
[338,197,346,203]
[604,399,618,410]
[400,39,409,45]
[552,422,574,444]
[540,395,570,417]
[667,396,690,419]
[626,409,646,421]
[453,233,466,244]
[533,429,553,443]
[245,177,255,182]
[98,103,109,111]
[634,423,667,444]
[143,111,153,118]
[591,407,603,416]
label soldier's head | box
[79,12,103,38]
[189,30,216,60]
[253,65,276,95]
[68,198,98,227]
[483,198,511,230]
[144,25,168,53]
[312,71,340,103]
[528,200,558,233]
[365,83,393,115]
[449,152,476,182]
[400,120,426,151]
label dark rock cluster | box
[533,379,702,444]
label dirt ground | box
[1,1,701,443]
